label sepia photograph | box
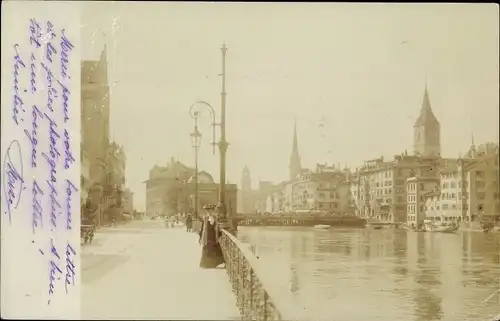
[79,2,499,320]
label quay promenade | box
[81,220,240,320]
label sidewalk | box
[82,220,240,320]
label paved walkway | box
[82,220,240,320]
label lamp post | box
[188,43,234,233]
[190,119,202,219]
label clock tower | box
[413,84,441,157]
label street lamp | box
[190,119,202,219]
[187,43,233,233]
[189,99,230,228]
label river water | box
[237,227,500,321]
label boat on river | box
[423,220,459,233]
[402,224,426,232]
[314,224,331,230]
[366,220,396,229]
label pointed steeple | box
[100,41,107,63]
[414,83,439,127]
[99,42,109,86]
[468,132,477,158]
[289,119,302,180]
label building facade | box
[81,45,131,225]
[437,150,499,223]
[421,143,499,227]
[144,158,238,218]
[406,176,439,227]
[283,163,351,213]
[351,154,441,223]
[81,45,111,207]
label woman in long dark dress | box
[186,214,193,232]
[198,213,225,268]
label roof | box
[414,86,440,127]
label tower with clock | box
[413,84,441,158]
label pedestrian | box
[198,205,224,269]
[186,213,193,233]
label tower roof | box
[414,85,439,127]
[289,118,302,179]
[290,119,300,164]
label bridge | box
[232,213,367,227]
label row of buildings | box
[143,157,238,218]
[238,86,499,227]
[81,45,134,225]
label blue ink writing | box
[32,179,43,233]
[56,81,70,123]
[24,105,44,168]
[2,140,24,224]
[44,176,60,229]
[43,112,61,166]
[65,179,78,230]
[42,114,61,229]
[48,239,62,305]
[60,29,74,80]
[29,18,42,48]
[63,129,75,169]
[64,243,76,294]
[41,62,57,112]
[29,54,37,94]
[13,45,26,125]
[44,21,57,63]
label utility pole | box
[218,42,232,232]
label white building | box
[406,176,439,227]
[423,146,499,226]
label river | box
[237,227,500,321]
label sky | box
[81,2,499,211]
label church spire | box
[99,42,109,86]
[100,41,107,63]
[412,82,441,157]
[293,118,298,153]
[289,118,302,180]
[414,83,438,127]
